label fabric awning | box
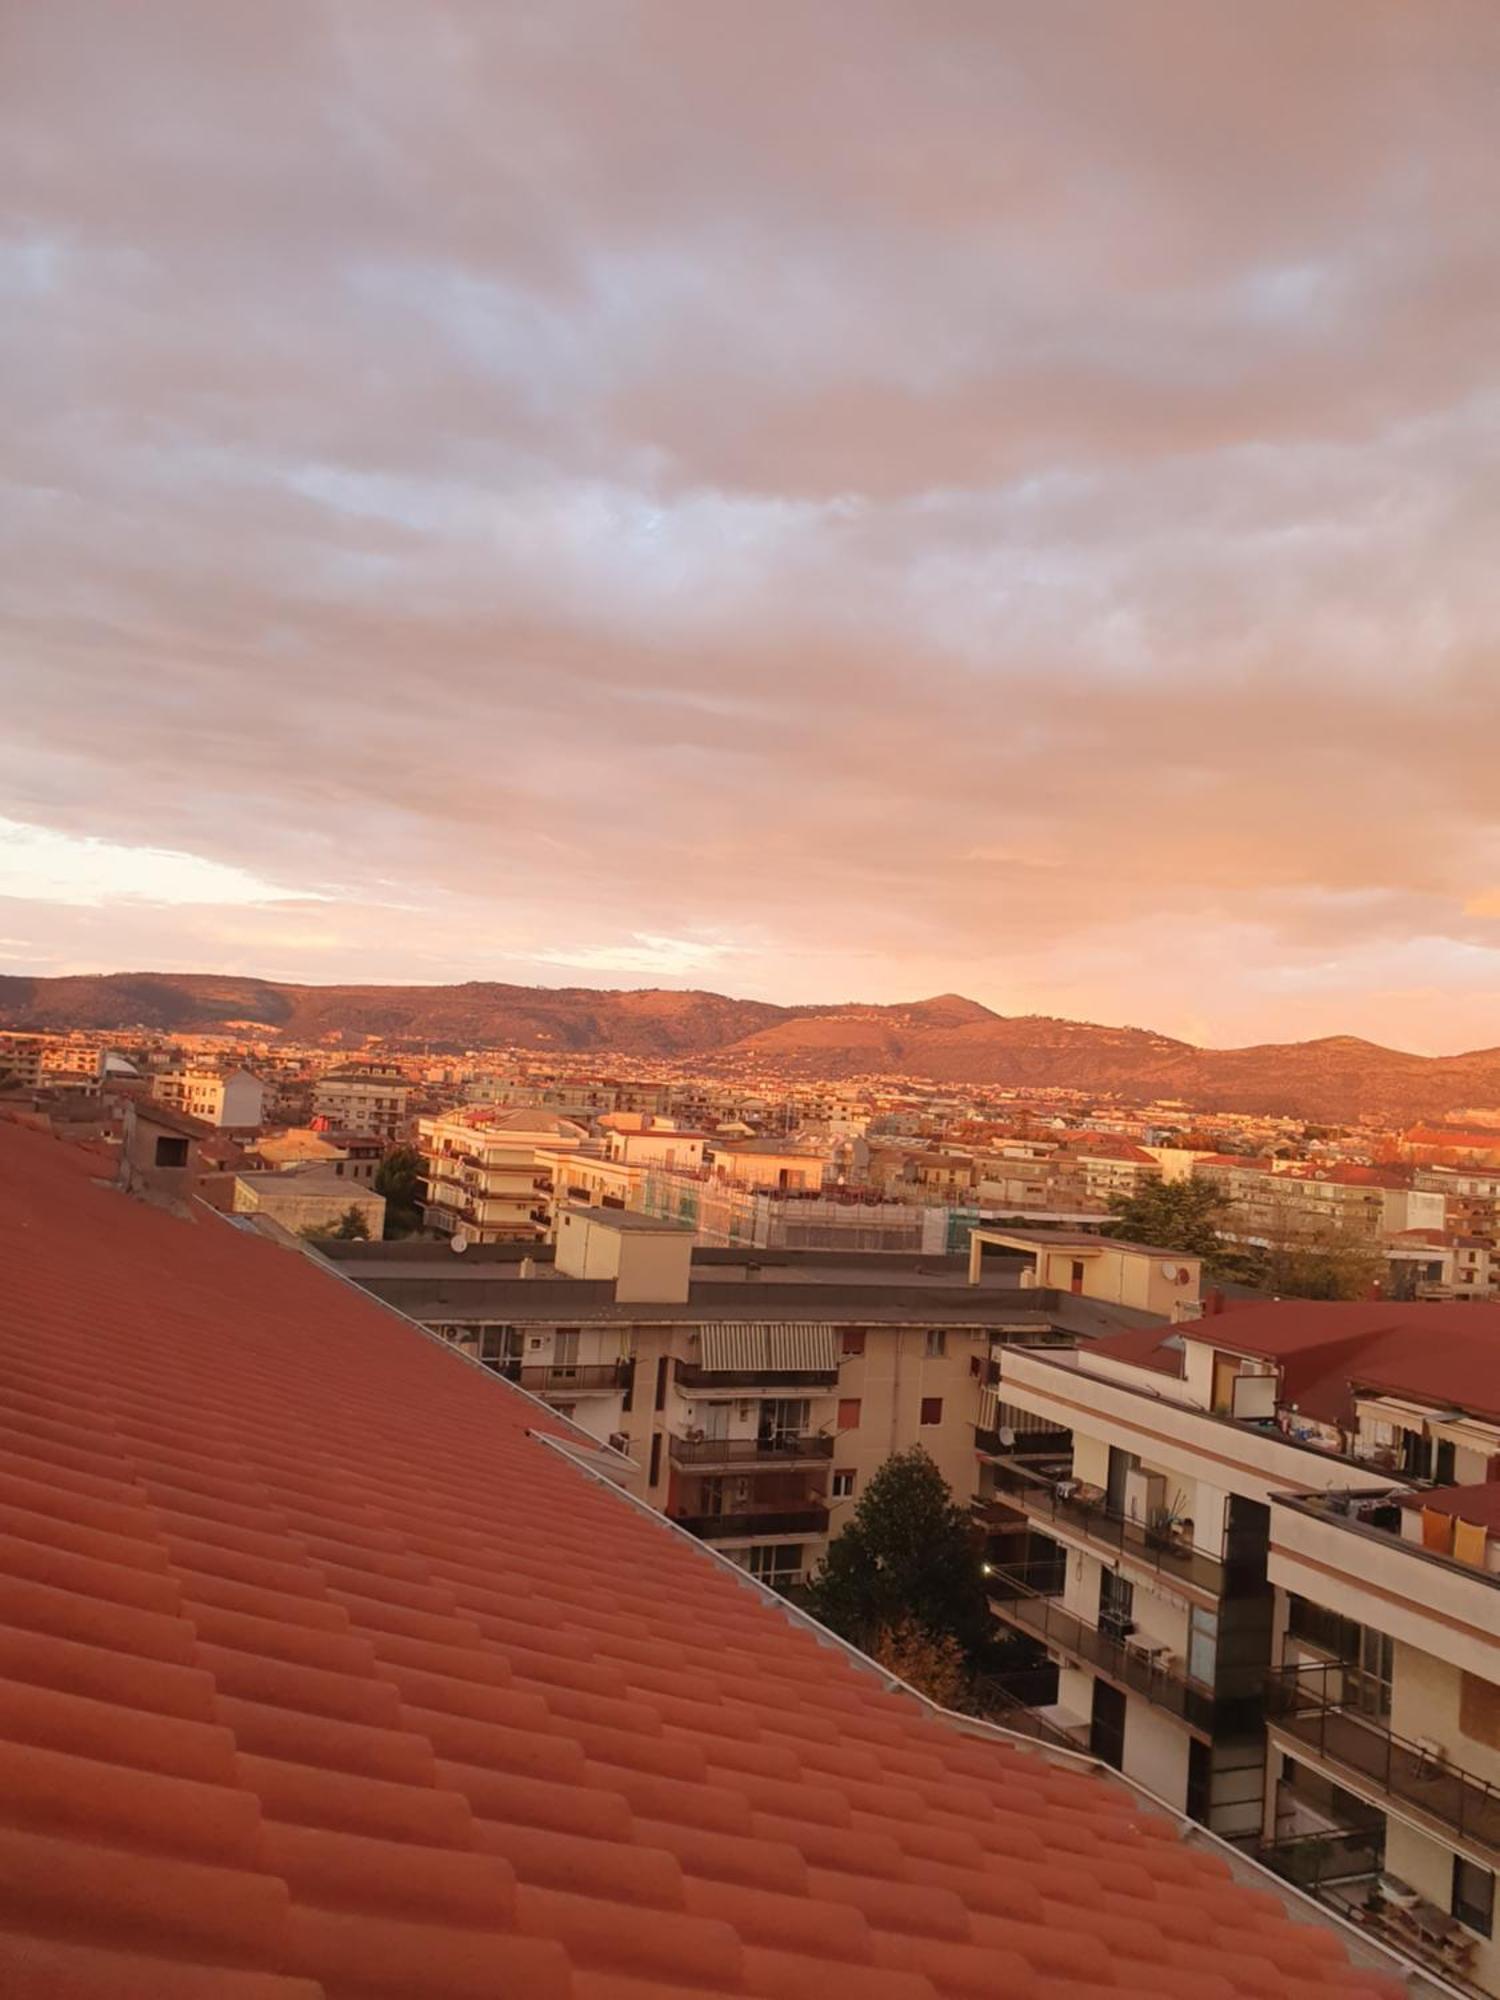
[697,1323,838,1373]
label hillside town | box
[4,1011,1500,1994]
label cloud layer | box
[4,1,1500,1050]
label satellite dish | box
[998,1426,1016,1450]
[451,1230,469,1254]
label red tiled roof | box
[0,1122,1404,1999]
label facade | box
[419,1108,587,1242]
[992,1297,1500,1994]
[350,1221,1103,1592]
[311,1065,410,1140]
[704,1139,828,1191]
[1267,1478,1500,1995]
[968,1229,1204,1318]
[149,1065,266,1129]
[0,1033,44,1091]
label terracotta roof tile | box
[0,1123,1414,1999]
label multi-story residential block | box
[0,1033,44,1091]
[149,1065,266,1129]
[311,1064,410,1140]
[1414,1165,1500,1240]
[1386,1229,1496,1299]
[1196,1158,1447,1248]
[704,1138,828,1191]
[419,1108,587,1241]
[991,1296,1500,1995]
[343,1213,1150,1591]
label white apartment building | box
[420,1108,587,1242]
[312,1067,410,1141]
[992,1298,1500,1996]
[149,1066,266,1129]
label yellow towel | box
[1452,1518,1489,1569]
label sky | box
[4,1,1500,1054]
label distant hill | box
[3,970,1499,1123]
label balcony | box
[675,1505,830,1541]
[974,1423,1071,1461]
[516,1362,629,1397]
[1267,1662,1500,1862]
[675,1363,838,1391]
[988,1563,1219,1733]
[669,1434,835,1470]
[986,1459,1251,1599]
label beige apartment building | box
[312,1065,410,1140]
[342,1213,1155,1592]
[1195,1158,1447,1247]
[149,1065,266,1129]
[0,1034,44,1091]
[991,1297,1500,1995]
[420,1108,588,1242]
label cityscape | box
[5,5,1499,1999]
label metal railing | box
[1267,1663,1500,1861]
[674,1363,839,1390]
[669,1434,835,1468]
[674,1505,830,1540]
[986,1459,1253,1597]
[974,1425,1071,1460]
[515,1362,628,1395]
[989,1563,1218,1732]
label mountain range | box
[1,971,1497,1125]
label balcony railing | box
[674,1363,838,1390]
[515,1363,629,1396]
[986,1459,1252,1598]
[974,1425,1071,1461]
[669,1434,835,1469]
[988,1563,1219,1733]
[675,1505,830,1541]
[1267,1662,1500,1861]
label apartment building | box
[704,1138,828,1191]
[992,1297,1500,1995]
[1386,1229,1497,1300]
[149,1064,265,1129]
[419,1107,588,1242]
[0,1033,44,1090]
[1196,1158,1446,1246]
[1414,1165,1500,1240]
[311,1064,410,1140]
[344,1216,1138,1592]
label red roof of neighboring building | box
[0,1121,1404,2000]
[1397,1483,1500,1529]
[1186,1300,1500,1426]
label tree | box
[870,1618,970,1708]
[300,1204,372,1243]
[802,1446,992,1661]
[374,1144,425,1239]
[1106,1177,1231,1263]
[1251,1206,1384,1300]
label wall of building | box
[1122,1695,1192,1810]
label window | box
[744,1543,803,1585]
[837,1398,862,1430]
[153,1136,189,1168]
[648,1434,662,1486]
[924,1330,946,1358]
[919,1396,943,1426]
[832,1470,855,1499]
[840,1328,866,1357]
[1454,1855,1494,1938]
[1287,1595,1361,1662]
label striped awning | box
[698,1323,839,1372]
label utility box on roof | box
[554,1206,694,1303]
